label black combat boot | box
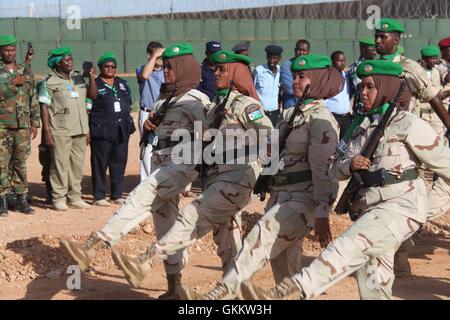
[158,273,183,300]
[16,194,35,214]
[0,196,8,217]
[6,191,17,211]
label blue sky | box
[0,0,349,18]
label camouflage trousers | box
[150,170,255,276]
[291,180,426,300]
[98,157,198,275]
[0,128,31,196]
[222,183,315,293]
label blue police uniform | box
[89,77,136,201]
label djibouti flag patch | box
[246,104,264,122]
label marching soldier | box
[61,43,211,299]
[110,50,273,293]
[436,37,450,110]
[372,18,450,275]
[418,45,447,140]
[0,35,39,216]
[241,60,450,300]
[188,54,342,300]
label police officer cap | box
[162,43,193,60]
[205,41,222,54]
[375,18,404,33]
[232,41,250,53]
[265,45,283,56]
[211,50,252,66]
[291,54,331,72]
[356,60,403,78]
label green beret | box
[211,50,252,66]
[0,35,17,47]
[291,54,331,72]
[356,60,403,78]
[375,18,404,33]
[98,51,117,67]
[421,45,440,58]
[162,43,193,60]
[47,47,72,68]
[359,37,375,47]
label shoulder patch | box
[245,104,264,122]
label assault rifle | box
[253,85,310,201]
[139,88,177,160]
[334,81,406,219]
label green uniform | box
[0,60,39,196]
[38,69,89,204]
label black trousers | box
[265,110,280,127]
[332,113,353,140]
[90,136,129,201]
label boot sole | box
[240,280,271,300]
[60,238,91,272]
[178,284,201,300]
[111,250,146,288]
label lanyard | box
[104,82,118,101]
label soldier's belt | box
[359,168,419,188]
[384,169,419,185]
[271,170,312,187]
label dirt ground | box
[0,113,449,300]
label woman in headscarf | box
[110,50,274,296]
[87,52,135,207]
[194,54,343,300]
[61,43,210,300]
[243,60,450,300]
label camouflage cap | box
[421,45,440,58]
[0,35,17,47]
[211,50,252,66]
[291,54,331,72]
[162,43,193,60]
[356,60,403,78]
[375,18,404,33]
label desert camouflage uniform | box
[147,90,273,275]
[0,61,39,197]
[388,54,450,268]
[220,100,339,294]
[290,110,450,300]
[418,66,446,138]
[98,89,210,275]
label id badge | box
[70,91,79,98]
[114,101,121,112]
